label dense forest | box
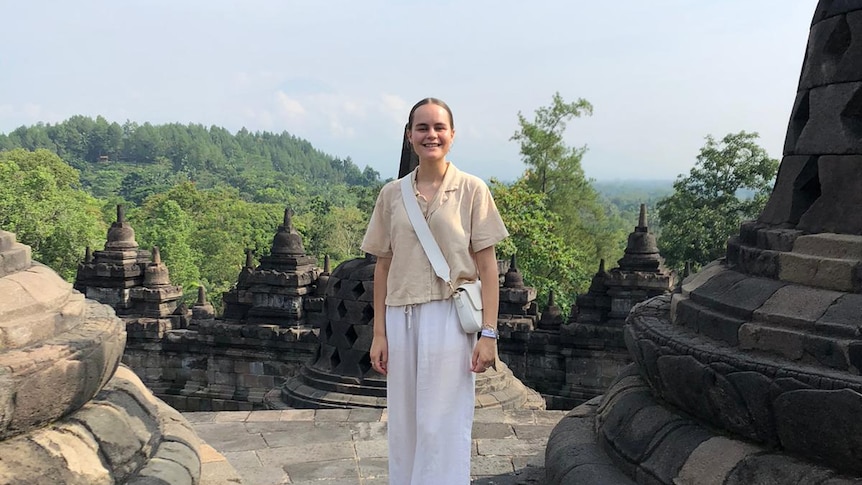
[0,116,385,308]
[0,115,381,204]
[0,104,775,313]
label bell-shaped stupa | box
[546,3,862,483]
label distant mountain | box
[593,179,674,200]
[0,115,381,203]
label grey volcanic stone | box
[818,293,862,336]
[631,336,664,393]
[725,453,835,485]
[132,457,194,485]
[675,298,746,345]
[655,355,754,439]
[799,13,862,90]
[689,270,785,320]
[753,285,844,330]
[72,402,149,481]
[798,156,862,234]
[597,388,656,450]
[814,0,862,22]
[0,301,125,440]
[795,84,862,156]
[676,437,761,485]
[774,389,862,475]
[759,156,820,226]
[725,371,780,444]
[545,399,635,485]
[637,424,711,485]
[851,342,862,373]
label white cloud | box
[265,91,410,140]
[379,94,409,125]
[233,70,279,90]
[0,104,66,127]
[329,117,355,138]
[341,100,364,117]
[275,92,307,119]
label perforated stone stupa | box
[546,3,862,483]
[278,253,546,410]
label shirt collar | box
[411,161,460,195]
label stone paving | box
[187,408,566,485]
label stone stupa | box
[546,3,862,483]
[0,230,203,484]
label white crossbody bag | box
[400,175,484,334]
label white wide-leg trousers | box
[385,299,476,485]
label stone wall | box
[498,206,673,410]
[122,318,319,412]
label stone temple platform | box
[190,407,566,485]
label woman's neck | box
[416,158,449,184]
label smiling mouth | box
[422,143,441,148]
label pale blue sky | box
[0,1,818,181]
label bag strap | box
[400,174,454,290]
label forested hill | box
[0,115,381,203]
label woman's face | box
[407,104,455,162]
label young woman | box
[361,98,508,484]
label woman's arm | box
[471,245,499,373]
[370,255,391,375]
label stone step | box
[740,321,859,372]
[679,265,862,343]
[675,294,861,371]
[752,285,861,338]
[278,378,386,409]
[0,296,86,350]
[0,242,31,278]
[792,232,862,259]
[626,295,862,476]
[0,264,75,320]
[778,251,862,292]
[0,265,86,350]
[0,231,16,252]
[687,267,787,320]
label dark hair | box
[406,97,454,130]
[399,98,454,177]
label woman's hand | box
[471,337,496,373]
[370,256,390,376]
[471,245,499,374]
[370,334,389,376]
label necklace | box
[415,162,449,200]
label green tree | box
[322,205,368,264]
[510,93,621,285]
[0,149,106,279]
[656,131,779,272]
[132,182,283,309]
[133,197,201,291]
[491,178,591,311]
[512,92,593,196]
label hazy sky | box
[0,1,818,182]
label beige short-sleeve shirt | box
[360,163,509,307]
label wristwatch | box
[480,325,498,339]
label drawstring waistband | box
[404,304,415,329]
